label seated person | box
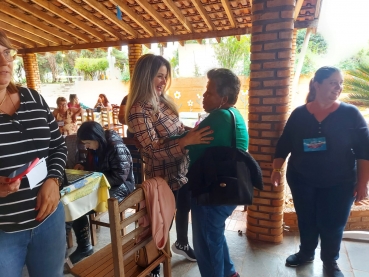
[94,94,112,110]
[67,121,135,264]
[118,95,134,138]
[53,97,78,135]
[68,93,89,111]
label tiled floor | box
[22,207,369,277]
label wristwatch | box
[50,177,63,187]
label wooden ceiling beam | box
[136,1,174,35]
[6,32,37,48]
[162,0,193,33]
[6,0,91,43]
[1,5,74,44]
[235,35,240,41]
[8,38,24,49]
[220,0,237,28]
[144,44,151,49]
[294,0,304,20]
[215,37,221,43]
[160,42,167,48]
[0,17,56,46]
[58,0,123,40]
[196,39,202,44]
[110,0,156,37]
[190,0,215,31]
[18,27,251,54]
[178,41,185,46]
[32,0,105,41]
[83,0,137,38]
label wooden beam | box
[0,18,56,46]
[294,0,304,20]
[8,38,24,49]
[196,39,202,44]
[32,0,105,41]
[315,0,323,19]
[178,40,185,46]
[144,44,151,49]
[160,42,167,48]
[110,0,156,37]
[1,5,74,44]
[6,0,91,43]
[294,19,319,29]
[215,37,221,43]
[136,1,174,35]
[6,32,37,48]
[17,27,251,54]
[190,0,215,31]
[220,0,237,28]
[162,0,193,32]
[83,0,137,38]
[235,35,240,41]
[249,0,252,8]
[58,0,123,40]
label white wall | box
[178,44,218,77]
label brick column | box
[246,0,295,243]
[22,53,41,93]
[289,29,297,111]
[128,44,142,78]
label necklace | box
[0,91,7,106]
[0,91,17,115]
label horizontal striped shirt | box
[0,87,67,233]
[128,101,188,190]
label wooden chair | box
[70,188,172,277]
[112,106,124,136]
[85,109,95,121]
[89,138,144,246]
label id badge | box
[57,120,65,127]
[303,137,327,152]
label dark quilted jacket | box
[85,130,135,202]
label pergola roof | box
[0,0,322,54]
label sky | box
[317,0,369,65]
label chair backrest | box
[108,188,170,277]
[65,134,87,169]
[101,108,111,129]
[85,109,95,121]
[123,137,144,185]
[75,114,83,128]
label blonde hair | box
[0,29,18,94]
[125,54,178,130]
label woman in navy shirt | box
[272,66,369,277]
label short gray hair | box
[207,68,240,105]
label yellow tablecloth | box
[61,170,111,222]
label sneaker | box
[229,273,240,277]
[323,262,344,277]
[171,241,197,262]
[285,252,314,267]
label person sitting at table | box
[68,93,89,111]
[53,97,78,135]
[68,121,135,264]
[94,93,111,110]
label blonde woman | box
[126,54,212,277]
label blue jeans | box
[0,201,66,277]
[288,174,355,263]
[191,199,237,277]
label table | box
[61,169,111,222]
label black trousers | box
[288,175,355,263]
[173,183,192,245]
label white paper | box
[26,157,47,189]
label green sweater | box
[186,107,249,167]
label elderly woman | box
[186,69,247,277]
[0,29,67,276]
[271,66,369,277]
[69,121,135,264]
[53,97,78,135]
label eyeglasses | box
[1,49,17,62]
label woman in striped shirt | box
[126,54,213,277]
[0,29,67,277]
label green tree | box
[296,29,328,55]
[111,48,128,72]
[343,62,369,106]
[169,49,179,77]
[75,58,109,80]
[212,35,250,75]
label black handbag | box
[187,109,263,206]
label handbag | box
[135,239,161,268]
[187,109,263,206]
